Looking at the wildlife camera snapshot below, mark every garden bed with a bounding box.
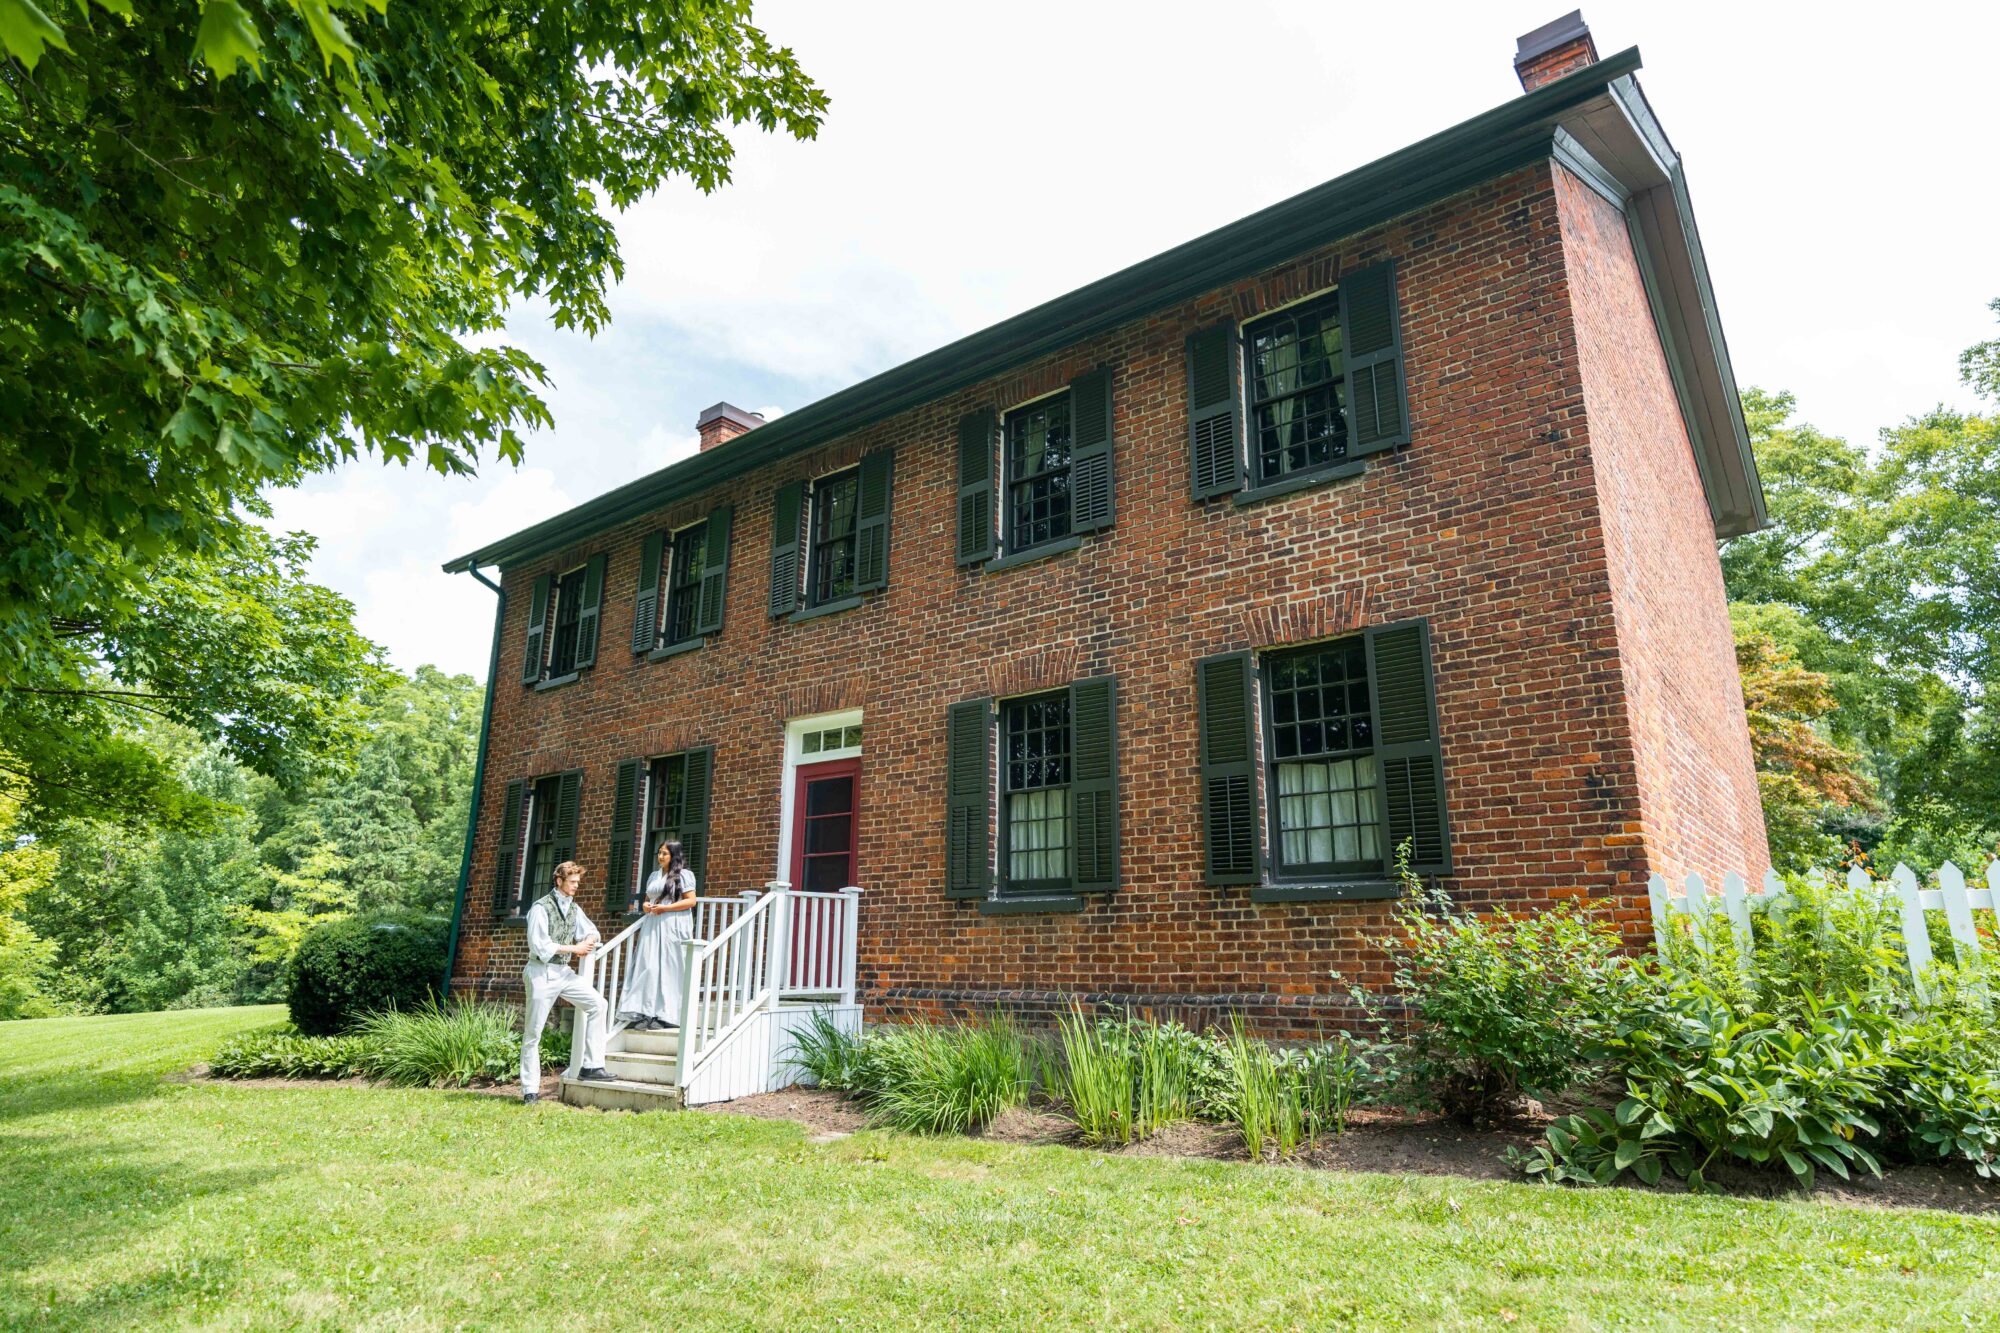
[707,1084,2000,1215]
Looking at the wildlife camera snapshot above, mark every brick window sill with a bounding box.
[984,533,1083,574]
[788,593,866,623]
[1250,879,1400,904]
[976,894,1087,916]
[531,671,581,692]
[1231,459,1368,507]
[647,637,705,662]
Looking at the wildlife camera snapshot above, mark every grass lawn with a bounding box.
[4,1009,1999,1331]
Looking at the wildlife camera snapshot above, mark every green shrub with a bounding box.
[862,1016,1030,1134]
[355,999,518,1088]
[1519,980,1893,1192]
[210,1026,374,1079]
[1663,872,1908,1022]
[1879,978,2000,1176]
[539,1021,572,1072]
[1371,851,1628,1124]
[286,910,449,1035]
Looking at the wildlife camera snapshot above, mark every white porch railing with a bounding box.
[1649,861,2000,998]
[566,881,862,1091]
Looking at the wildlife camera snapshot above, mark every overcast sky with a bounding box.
[265,0,2000,681]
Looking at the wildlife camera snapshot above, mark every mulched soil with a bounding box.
[706,1086,2000,1216]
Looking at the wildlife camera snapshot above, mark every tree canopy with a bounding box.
[1724,304,2000,871]
[1,0,825,827]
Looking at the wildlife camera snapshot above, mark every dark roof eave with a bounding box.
[443,47,1647,575]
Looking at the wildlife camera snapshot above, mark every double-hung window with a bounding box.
[494,770,581,915]
[1001,692,1072,891]
[641,753,691,885]
[1244,294,1348,488]
[522,774,563,904]
[662,522,708,649]
[544,566,588,678]
[1195,621,1448,899]
[1263,639,1379,879]
[1004,395,1073,554]
[807,467,860,606]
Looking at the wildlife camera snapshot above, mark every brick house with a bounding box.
[442,15,1770,1044]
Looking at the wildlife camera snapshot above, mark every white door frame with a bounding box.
[774,708,863,885]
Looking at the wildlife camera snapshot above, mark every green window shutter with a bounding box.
[696,505,733,636]
[1069,675,1119,893]
[1338,261,1412,456]
[632,532,664,654]
[1196,651,1258,884]
[606,758,644,914]
[551,769,583,868]
[520,574,551,684]
[1186,323,1244,500]
[955,409,996,565]
[854,449,895,592]
[1364,619,1450,875]
[681,746,714,889]
[493,778,526,914]
[573,553,608,670]
[944,698,992,898]
[768,481,805,617]
[1068,367,1115,533]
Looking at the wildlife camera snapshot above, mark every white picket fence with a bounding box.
[1649,861,2000,995]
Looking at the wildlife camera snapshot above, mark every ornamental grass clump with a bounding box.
[1221,1021,1360,1159]
[354,999,519,1088]
[787,1009,873,1092]
[862,1016,1030,1135]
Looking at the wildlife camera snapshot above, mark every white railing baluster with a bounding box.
[840,886,862,1006]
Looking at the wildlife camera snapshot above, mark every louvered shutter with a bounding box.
[680,746,714,890]
[945,698,992,898]
[1186,324,1244,500]
[573,554,607,670]
[607,758,644,913]
[1068,367,1115,533]
[696,506,733,636]
[1069,676,1119,893]
[1338,262,1412,457]
[493,778,527,914]
[632,533,664,654]
[768,481,805,616]
[520,574,551,684]
[855,449,895,592]
[1364,620,1450,874]
[551,770,583,871]
[1196,652,1259,884]
[955,410,996,565]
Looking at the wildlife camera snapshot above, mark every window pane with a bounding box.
[1004,396,1074,553]
[808,470,861,605]
[843,725,863,748]
[1245,294,1349,485]
[546,568,586,676]
[1265,638,1379,877]
[663,523,707,646]
[1002,693,1072,886]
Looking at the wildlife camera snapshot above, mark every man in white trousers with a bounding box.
[520,860,614,1103]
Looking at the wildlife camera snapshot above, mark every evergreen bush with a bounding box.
[286,910,448,1035]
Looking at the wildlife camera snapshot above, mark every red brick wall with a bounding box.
[449,159,1759,1034]
[1552,165,1770,883]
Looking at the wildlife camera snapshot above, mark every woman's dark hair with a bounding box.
[661,839,689,885]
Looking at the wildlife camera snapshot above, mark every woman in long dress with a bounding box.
[618,840,697,1031]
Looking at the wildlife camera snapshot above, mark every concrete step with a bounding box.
[605,1050,678,1085]
[610,1027,680,1057]
[558,1074,685,1113]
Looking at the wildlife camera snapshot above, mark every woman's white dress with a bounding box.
[618,867,696,1025]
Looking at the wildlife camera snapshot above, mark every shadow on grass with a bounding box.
[0,1125,285,1325]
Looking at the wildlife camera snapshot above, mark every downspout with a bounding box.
[441,565,506,999]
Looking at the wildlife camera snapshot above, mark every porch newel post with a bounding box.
[676,936,702,1089]
[765,879,792,1004]
[839,885,862,1008]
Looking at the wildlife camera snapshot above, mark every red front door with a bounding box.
[790,759,860,894]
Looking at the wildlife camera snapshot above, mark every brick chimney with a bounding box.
[696,402,765,452]
[1514,11,1597,92]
